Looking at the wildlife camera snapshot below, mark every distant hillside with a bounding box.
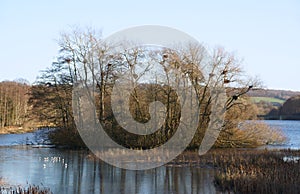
[250,97,284,107]
[248,89,300,117]
[248,89,300,100]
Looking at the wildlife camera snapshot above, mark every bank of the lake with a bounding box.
[0,126,35,135]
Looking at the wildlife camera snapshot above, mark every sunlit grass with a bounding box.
[251,97,285,104]
[0,126,35,134]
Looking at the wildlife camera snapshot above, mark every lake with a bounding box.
[0,129,218,193]
[0,120,299,193]
[0,148,217,193]
[261,120,300,149]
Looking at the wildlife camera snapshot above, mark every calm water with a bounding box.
[0,147,217,194]
[0,120,300,193]
[263,120,300,149]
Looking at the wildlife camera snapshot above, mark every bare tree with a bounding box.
[0,81,30,129]
[32,27,283,148]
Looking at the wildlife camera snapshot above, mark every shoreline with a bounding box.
[0,126,36,135]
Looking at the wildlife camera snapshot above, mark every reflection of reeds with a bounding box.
[0,184,52,194]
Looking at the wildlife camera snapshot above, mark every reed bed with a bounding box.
[167,149,300,193]
[209,149,300,194]
[0,185,52,194]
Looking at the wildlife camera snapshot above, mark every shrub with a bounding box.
[215,121,286,148]
[49,127,86,148]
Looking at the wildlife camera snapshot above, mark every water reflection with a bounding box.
[0,147,217,194]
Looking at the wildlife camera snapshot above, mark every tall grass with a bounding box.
[211,149,300,193]
[0,185,52,194]
[170,149,300,193]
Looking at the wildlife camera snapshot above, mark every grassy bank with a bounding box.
[0,126,35,134]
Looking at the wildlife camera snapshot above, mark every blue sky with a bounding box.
[0,0,299,90]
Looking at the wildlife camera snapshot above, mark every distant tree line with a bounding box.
[267,95,300,120]
[0,80,30,128]
[248,89,300,101]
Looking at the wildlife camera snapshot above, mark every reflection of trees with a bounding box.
[113,162,216,193]
[56,151,217,193]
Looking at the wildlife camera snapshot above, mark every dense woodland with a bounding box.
[267,95,300,120]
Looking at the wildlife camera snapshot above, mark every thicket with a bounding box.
[25,27,285,148]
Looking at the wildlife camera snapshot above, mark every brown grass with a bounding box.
[166,149,300,193]
[210,149,300,194]
[0,126,35,134]
[0,184,52,194]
